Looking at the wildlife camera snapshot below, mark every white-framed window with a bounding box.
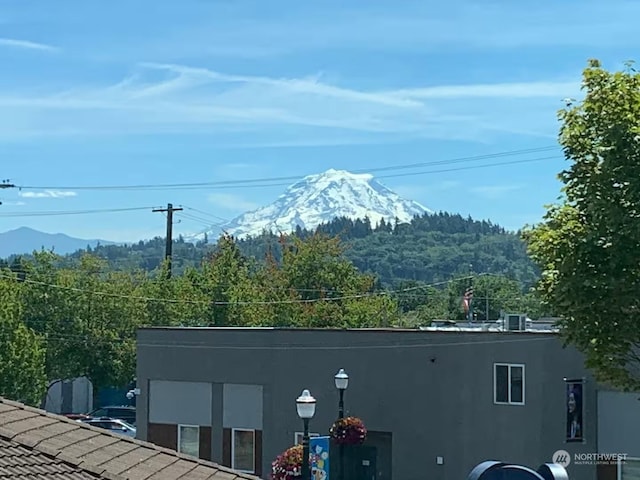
[294,432,321,445]
[232,428,255,473]
[494,363,525,405]
[178,424,200,458]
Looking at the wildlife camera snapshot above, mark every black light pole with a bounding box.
[296,389,317,480]
[334,368,349,480]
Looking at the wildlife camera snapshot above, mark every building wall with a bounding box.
[136,327,596,480]
[148,380,212,425]
[598,390,640,457]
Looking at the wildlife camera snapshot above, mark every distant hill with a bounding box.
[0,227,115,257]
[31,212,538,288]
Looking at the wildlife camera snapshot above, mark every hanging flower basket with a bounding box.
[329,416,367,445]
[271,444,304,479]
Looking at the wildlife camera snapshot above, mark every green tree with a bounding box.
[134,261,206,328]
[0,269,47,405]
[224,250,298,327]
[466,275,528,321]
[392,286,443,327]
[20,253,142,395]
[523,59,640,390]
[198,234,253,326]
[18,251,78,383]
[278,234,399,327]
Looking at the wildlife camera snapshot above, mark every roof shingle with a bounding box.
[0,397,261,480]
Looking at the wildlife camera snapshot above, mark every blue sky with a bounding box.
[0,0,638,242]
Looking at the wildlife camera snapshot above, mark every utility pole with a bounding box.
[153,203,183,278]
[468,264,474,323]
[485,293,490,323]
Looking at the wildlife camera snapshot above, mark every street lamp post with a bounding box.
[334,368,349,419]
[296,389,317,480]
[334,369,349,480]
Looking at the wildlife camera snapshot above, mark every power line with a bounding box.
[0,206,157,218]
[0,272,478,306]
[183,206,229,223]
[176,211,229,228]
[174,212,212,228]
[1,268,501,296]
[0,204,224,222]
[371,156,556,180]
[14,146,559,191]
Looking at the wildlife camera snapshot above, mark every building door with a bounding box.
[365,431,392,480]
[330,432,392,480]
[345,445,377,480]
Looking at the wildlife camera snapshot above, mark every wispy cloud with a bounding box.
[471,185,523,199]
[0,38,58,52]
[0,61,580,143]
[0,200,26,206]
[19,190,77,199]
[393,81,579,100]
[207,193,259,212]
[140,63,422,108]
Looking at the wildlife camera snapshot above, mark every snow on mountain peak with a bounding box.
[311,168,374,182]
[193,169,432,240]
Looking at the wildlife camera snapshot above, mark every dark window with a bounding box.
[494,365,509,403]
[494,363,525,405]
[510,366,524,403]
[232,429,255,473]
[178,425,200,458]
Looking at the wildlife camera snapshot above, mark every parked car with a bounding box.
[87,405,136,425]
[78,417,137,438]
[65,405,136,425]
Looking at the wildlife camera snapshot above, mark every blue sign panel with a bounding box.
[310,436,330,480]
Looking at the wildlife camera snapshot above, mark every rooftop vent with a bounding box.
[505,314,527,332]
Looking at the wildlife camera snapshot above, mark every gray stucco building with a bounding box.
[135,325,638,480]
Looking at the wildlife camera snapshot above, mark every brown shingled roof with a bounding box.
[0,397,261,480]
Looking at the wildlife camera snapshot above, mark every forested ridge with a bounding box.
[13,212,537,287]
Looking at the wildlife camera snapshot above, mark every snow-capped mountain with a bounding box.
[193,169,431,240]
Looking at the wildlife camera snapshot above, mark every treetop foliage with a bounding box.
[524,59,640,390]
